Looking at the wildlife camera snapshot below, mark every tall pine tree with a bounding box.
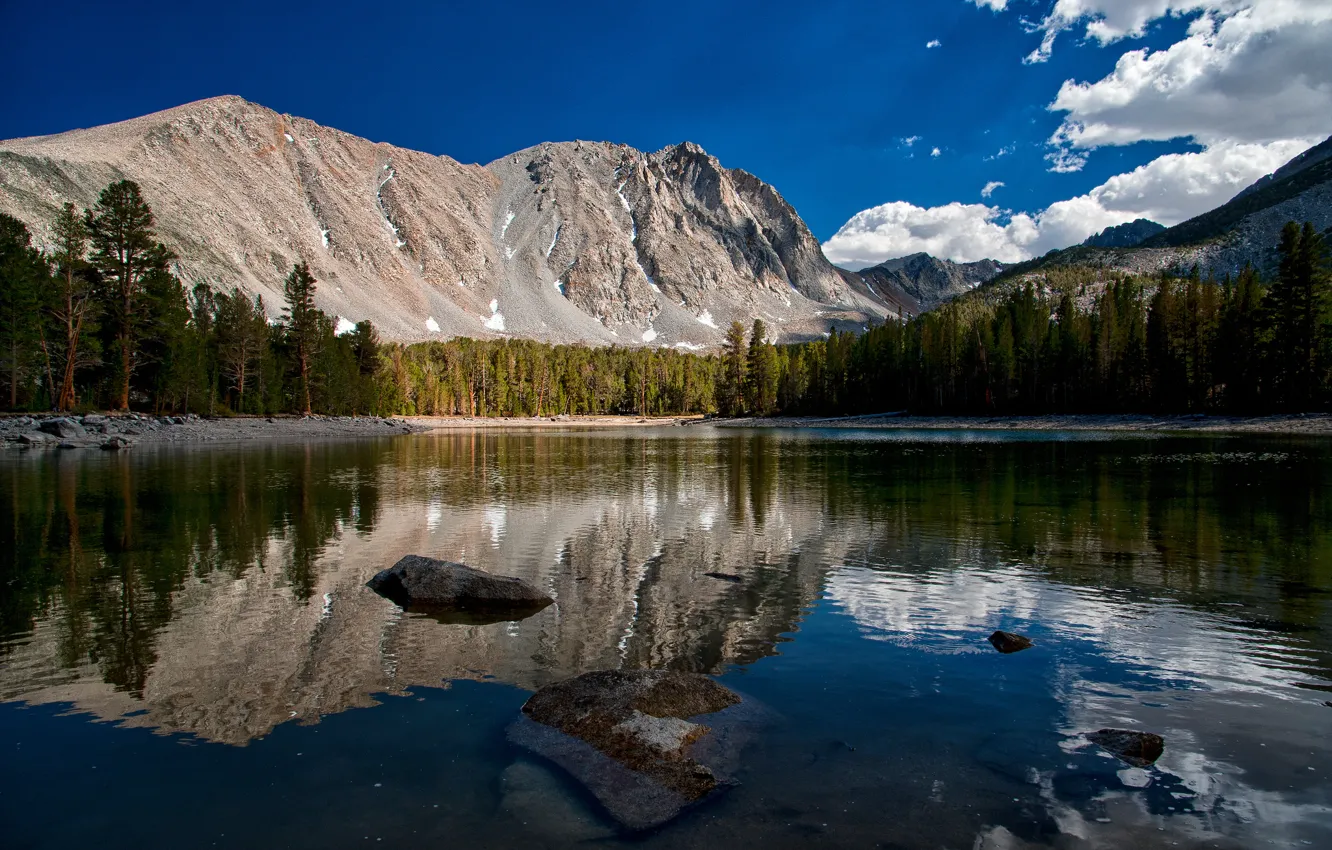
[281,262,321,415]
[85,180,172,410]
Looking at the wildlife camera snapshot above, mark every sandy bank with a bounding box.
[715,412,1332,435]
[412,415,701,431]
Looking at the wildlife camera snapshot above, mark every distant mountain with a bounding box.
[848,253,1007,313]
[985,135,1332,285]
[1140,134,1332,256]
[1082,218,1164,248]
[0,96,899,345]
[1232,135,1332,202]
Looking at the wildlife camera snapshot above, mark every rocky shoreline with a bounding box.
[1,413,430,450]
[715,412,1332,435]
[6,410,1329,450]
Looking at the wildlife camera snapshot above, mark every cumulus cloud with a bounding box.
[931,147,942,157]
[822,139,1309,266]
[926,39,942,48]
[970,0,1007,10]
[822,202,1039,266]
[901,135,921,147]
[981,181,1005,198]
[1048,3,1332,148]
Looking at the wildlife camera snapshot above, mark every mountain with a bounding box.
[0,96,899,345]
[986,135,1332,285]
[1081,218,1164,248]
[1139,134,1332,259]
[849,253,1008,313]
[1231,135,1332,202]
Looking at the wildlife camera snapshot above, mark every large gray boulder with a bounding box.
[38,417,86,439]
[508,670,761,831]
[366,555,552,623]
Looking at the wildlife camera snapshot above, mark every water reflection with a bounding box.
[1,429,1330,847]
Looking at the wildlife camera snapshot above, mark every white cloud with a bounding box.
[969,0,1007,10]
[1026,1,1249,64]
[931,147,942,157]
[981,181,1005,198]
[1048,3,1332,148]
[901,135,921,147]
[1045,147,1089,173]
[983,145,1015,161]
[822,138,1308,266]
[822,201,1039,266]
[926,39,942,48]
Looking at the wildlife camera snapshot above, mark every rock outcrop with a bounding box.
[1082,219,1165,248]
[0,96,903,345]
[366,555,553,623]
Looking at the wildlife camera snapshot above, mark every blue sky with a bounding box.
[2,0,1329,265]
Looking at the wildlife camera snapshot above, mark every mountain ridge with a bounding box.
[0,96,904,345]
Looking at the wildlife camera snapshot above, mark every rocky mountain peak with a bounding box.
[0,101,902,345]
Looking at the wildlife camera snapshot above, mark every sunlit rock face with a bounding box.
[0,96,908,346]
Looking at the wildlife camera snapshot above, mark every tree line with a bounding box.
[1,179,1328,417]
[760,222,1331,416]
[0,180,379,415]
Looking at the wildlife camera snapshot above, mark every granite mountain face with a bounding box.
[849,253,1008,313]
[0,96,907,345]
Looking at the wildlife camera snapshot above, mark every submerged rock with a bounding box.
[703,572,743,583]
[1087,729,1165,767]
[509,670,757,831]
[366,555,552,623]
[988,630,1034,654]
[101,437,134,451]
[499,758,617,842]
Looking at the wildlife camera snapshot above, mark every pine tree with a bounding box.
[85,180,172,410]
[745,318,778,415]
[215,287,269,413]
[0,214,46,409]
[281,262,321,415]
[719,320,747,416]
[47,203,98,411]
[1266,222,1329,409]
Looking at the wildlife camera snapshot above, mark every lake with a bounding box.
[2,427,1329,849]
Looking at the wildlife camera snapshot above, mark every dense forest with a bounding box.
[1,180,1329,417]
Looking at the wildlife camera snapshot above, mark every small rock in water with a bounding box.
[988,630,1034,654]
[1087,729,1165,767]
[366,555,552,624]
[509,669,757,831]
[703,572,743,583]
[101,437,133,451]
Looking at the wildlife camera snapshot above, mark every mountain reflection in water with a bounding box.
[1,428,1329,849]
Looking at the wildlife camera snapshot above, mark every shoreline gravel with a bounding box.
[4,410,1329,451]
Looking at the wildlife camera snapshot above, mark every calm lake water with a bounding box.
[1,427,1330,849]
